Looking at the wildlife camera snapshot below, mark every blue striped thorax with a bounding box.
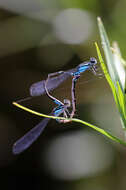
[53,105,65,116]
[71,57,97,77]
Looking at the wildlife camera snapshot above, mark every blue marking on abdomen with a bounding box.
[53,105,64,116]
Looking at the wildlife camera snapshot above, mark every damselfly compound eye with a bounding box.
[64,99,71,107]
[90,57,97,65]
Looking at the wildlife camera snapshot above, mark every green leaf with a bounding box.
[97,17,117,86]
[97,17,126,131]
[117,81,125,117]
[95,42,119,107]
[112,42,126,92]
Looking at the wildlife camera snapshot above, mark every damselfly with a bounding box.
[13,74,77,154]
[12,57,98,154]
[30,57,98,97]
[13,98,71,154]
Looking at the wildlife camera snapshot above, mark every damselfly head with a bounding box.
[89,57,97,65]
[63,99,71,107]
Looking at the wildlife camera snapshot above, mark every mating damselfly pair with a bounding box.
[13,57,99,154]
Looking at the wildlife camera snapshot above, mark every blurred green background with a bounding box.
[0,0,126,189]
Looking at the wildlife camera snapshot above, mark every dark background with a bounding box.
[0,0,126,189]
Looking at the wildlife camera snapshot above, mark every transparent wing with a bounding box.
[30,69,75,97]
[13,117,51,154]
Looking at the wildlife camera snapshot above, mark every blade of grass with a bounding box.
[97,17,126,131]
[95,42,119,107]
[117,81,125,117]
[95,42,126,131]
[97,17,116,84]
[112,42,126,92]
[97,17,123,91]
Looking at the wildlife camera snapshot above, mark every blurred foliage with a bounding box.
[0,0,126,190]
